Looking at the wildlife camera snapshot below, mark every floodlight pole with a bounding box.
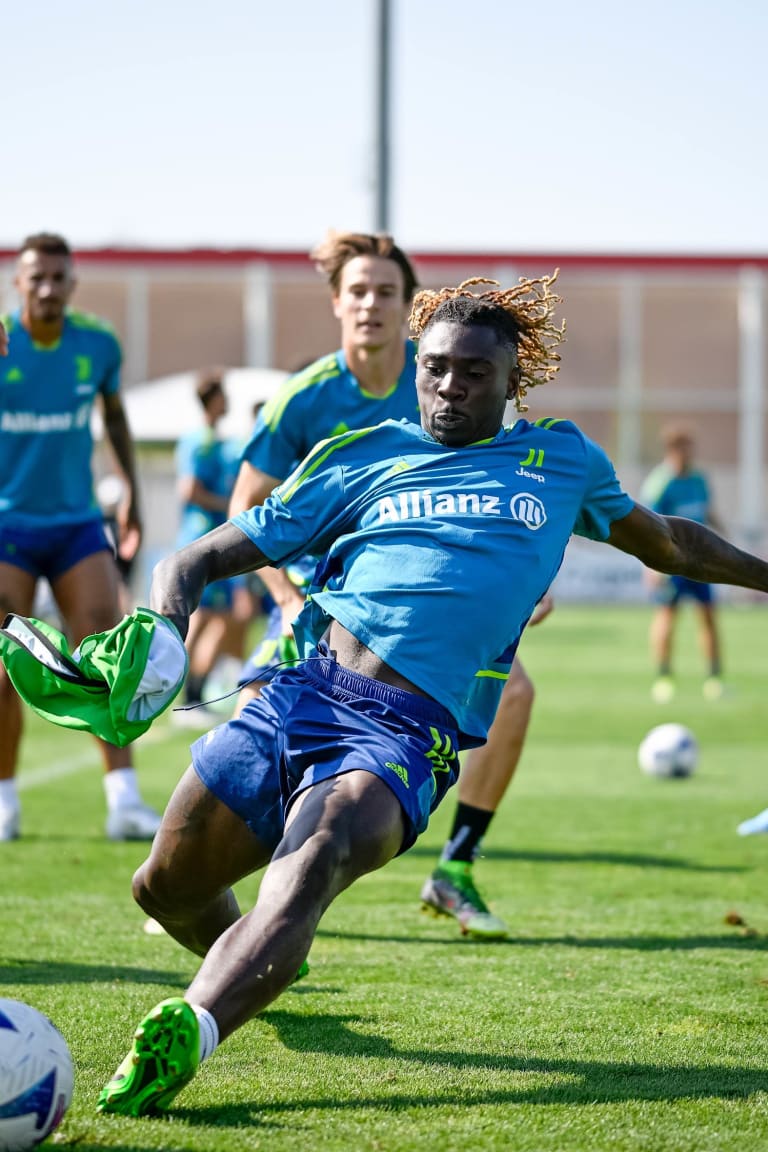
[373,0,392,231]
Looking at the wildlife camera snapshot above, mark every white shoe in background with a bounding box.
[0,807,20,841]
[737,807,768,836]
[106,802,162,841]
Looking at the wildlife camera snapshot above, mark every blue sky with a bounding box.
[5,0,766,253]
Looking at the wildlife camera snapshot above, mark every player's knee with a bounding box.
[131,856,196,917]
[131,861,155,913]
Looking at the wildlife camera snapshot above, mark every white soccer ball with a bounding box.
[638,723,699,778]
[0,999,73,1151]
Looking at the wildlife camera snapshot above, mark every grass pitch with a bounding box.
[2,604,768,1151]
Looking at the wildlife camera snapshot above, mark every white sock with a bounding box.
[0,779,19,811]
[191,1005,220,1064]
[102,767,142,811]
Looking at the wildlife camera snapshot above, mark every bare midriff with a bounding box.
[325,618,435,701]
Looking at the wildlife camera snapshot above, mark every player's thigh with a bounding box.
[51,550,121,638]
[0,562,37,618]
[139,765,273,904]
[0,564,37,698]
[697,600,718,628]
[281,769,406,884]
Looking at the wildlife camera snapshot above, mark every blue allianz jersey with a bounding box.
[232,417,634,745]
[0,309,122,527]
[240,342,420,479]
[640,465,711,524]
[176,428,242,546]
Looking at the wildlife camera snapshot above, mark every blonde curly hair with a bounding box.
[409,272,566,411]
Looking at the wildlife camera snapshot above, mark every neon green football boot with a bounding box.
[293,959,310,983]
[420,861,509,939]
[97,997,199,1116]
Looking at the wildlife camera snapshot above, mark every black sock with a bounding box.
[440,803,494,865]
[185,673,205,704]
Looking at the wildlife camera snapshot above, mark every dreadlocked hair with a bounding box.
[408,272,565,411]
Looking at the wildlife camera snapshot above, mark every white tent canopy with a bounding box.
[98,367,288,444]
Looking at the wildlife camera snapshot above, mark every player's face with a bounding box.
[332,256,410,352]
[416,320,520,446]
[667,437,693,473]
[209,386,228,419]
[15,250,76,326]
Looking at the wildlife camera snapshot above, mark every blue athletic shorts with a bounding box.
[0,519,113,581]
[237,603,299,686]
[654,575,715,606]
[192,648,460,855]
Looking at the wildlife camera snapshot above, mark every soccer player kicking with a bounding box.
[98,273,768,1117]
[230,229,545,939]
[0,234,160,841]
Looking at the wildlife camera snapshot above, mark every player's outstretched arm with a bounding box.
[0,319,7,356]
[607,504,768,594]
[150,523,269,640]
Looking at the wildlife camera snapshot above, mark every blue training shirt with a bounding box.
[0,309,122,527]
[232,416,635,746]
[241,340,420,591]
[176,428,242,547]
[240,342,420,478]
[640,464,711,524]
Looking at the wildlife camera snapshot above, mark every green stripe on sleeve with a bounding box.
[279,426,378,502]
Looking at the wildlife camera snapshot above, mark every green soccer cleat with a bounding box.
[293,959,310,983]
[420,861,509,939]
[97,997,199,1117]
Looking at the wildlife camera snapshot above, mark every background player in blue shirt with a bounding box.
[0,233,160,842]
[173,370,244,720]
[98,274,768,1118]
[640,424,724,702]
[229,229,548,939]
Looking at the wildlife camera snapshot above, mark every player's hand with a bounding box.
[529,592,554,627]
[117,500,142,561]
[0,320,8,356]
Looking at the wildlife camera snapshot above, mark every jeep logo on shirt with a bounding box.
[509,493,547,530]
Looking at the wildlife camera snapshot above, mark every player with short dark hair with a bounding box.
[173,369,243,722]
[98,275,768,1116]
[641,424,724,703]
[0,232,160,841]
